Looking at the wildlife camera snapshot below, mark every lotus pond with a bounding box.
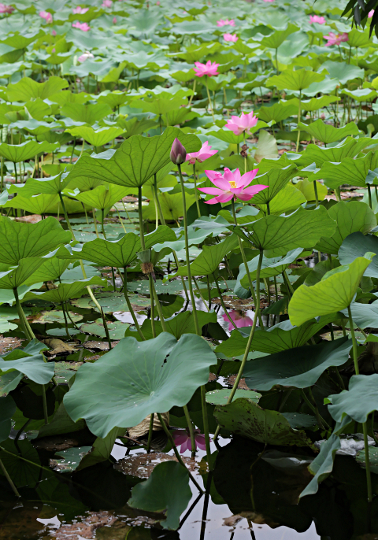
[3,0,378,538]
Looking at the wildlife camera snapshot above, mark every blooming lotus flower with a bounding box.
[172,429,207,453]
[224,33,238,42]
[73,6,89,14]
[72,21,90,31]
[0,3,14,13]
[186,142,218,165]
[78,51,94,63]
[225,111,258,136]
[198,168,268,205]
[223,310,253,332]
[194,60,219,77]
[309,15,325,24]
[217,19,235,26]
[323,32,349,46]
[369,9,374,17]
[263,0,275,3]
[40,11,53,23]
[102,0,112,6]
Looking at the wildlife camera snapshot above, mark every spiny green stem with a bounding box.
[177,164,200,335]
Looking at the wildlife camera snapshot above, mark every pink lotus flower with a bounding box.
[310,15,326,24]
[186,141,218,164]
[194,60,219,78]
[323,32,349,46]
[263,0,275,3]
[225,111,258,136]
[223,310,253,332]
[102,0,112,6]
[72,21,90,31]
[73,6,89,14]
[0,3,14,13]
[198,168,268,205]
[113,16,117,23]
[40,11,53,24]
[224,33,238,42]
[369,9,374,17]
[172,429,207,453]
[78,51,94,62]
[217,19,235,26]
[52,29,57,36]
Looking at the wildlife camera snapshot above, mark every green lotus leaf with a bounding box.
[239,248,303,288]
[0,258,45,289]
[23,258,70,284]
[328,374,378,424]
[216,317,333,356]
[6,76,69,101]
[66,126,124,147]
[347,28,371,49]
[0,216,71,265]
[283,96,340,112]
[0,30,43,49]
[214,398,314,447]
[143,191,197,221]
[295,178,327,202]
[257,102,298,123]
[297,120,360,144]
[244,337,350,391]
[129,462,191,531]
[4,194,61,215]
[170,234,238,277]
[0,141,59,162]
[257,24,299,49]
[250,164,297,204]
[66,128,201,188]
[341,88,377,102]
[130,96,187,116]
[288,253,374,327]
[267,69,324,91]
[64,333,217,438]
[240,206,336,252]
[9,173,71,197]
[74,226,175,267]
[339,232,378,279]
[23,277,106,304]
[73,183,129,210]
[80,319,129,341]
[116,117,157,138]
[258,182,307,215]
[25,98,53,121]
[341,300,378,329]
[313,151,378,189]
[315,203,376,254]
[320,61,364,85]
[61,102,112,124]
[295,137,375,168]
[0,345,54,385]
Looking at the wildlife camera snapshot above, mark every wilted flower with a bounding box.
[186,142,217,164]
[217,19,235,26]
[225,111,258,136]
[40,10,53,23]
[102,0,112,6]
[77,51,94,62]
[0,3,14,13]
[223,310,253,332]
[170,138,187,165]
[73,6,89,14]
[309,15,325,24]
[198,168,267,204]
[172,429,207,453]
[224,33,238,42]
[194,60,219,77]
[323,32,348,46]
[72,21,91,31]
[369,9,374,17]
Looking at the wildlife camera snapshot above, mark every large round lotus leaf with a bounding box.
[64,332,217,438]
[328,374,378,424]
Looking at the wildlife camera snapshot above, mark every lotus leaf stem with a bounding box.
[183,405,196,459]
[0,458,20,497]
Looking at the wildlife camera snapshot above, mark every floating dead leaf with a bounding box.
[84,340,117,351]
[34,436,81,453]
[0,336,23,355]
[115,452,198,479]
[122,196,138,203]
[212,295,254,310]
[225,375,249,390]
[223,515,244,527]
[52,511,116,540]
[325,190,364,201]
[128,412,169,439]
[43,338,77,356]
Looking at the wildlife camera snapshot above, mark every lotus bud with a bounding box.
[170,138,187,165]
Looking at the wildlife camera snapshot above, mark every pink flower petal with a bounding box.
[197,187,225,195]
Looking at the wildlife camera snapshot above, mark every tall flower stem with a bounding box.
[214,249,263,440]
[205,76,215,122]
[296,90,302,152]
[231,199,263,328]
[348,304,373,502]
[193,163,201,218]
[177,164,200,335]
[123,267,145,340]
[14,287,34,341]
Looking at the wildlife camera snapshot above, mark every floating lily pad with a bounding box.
[72,292,150,313]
